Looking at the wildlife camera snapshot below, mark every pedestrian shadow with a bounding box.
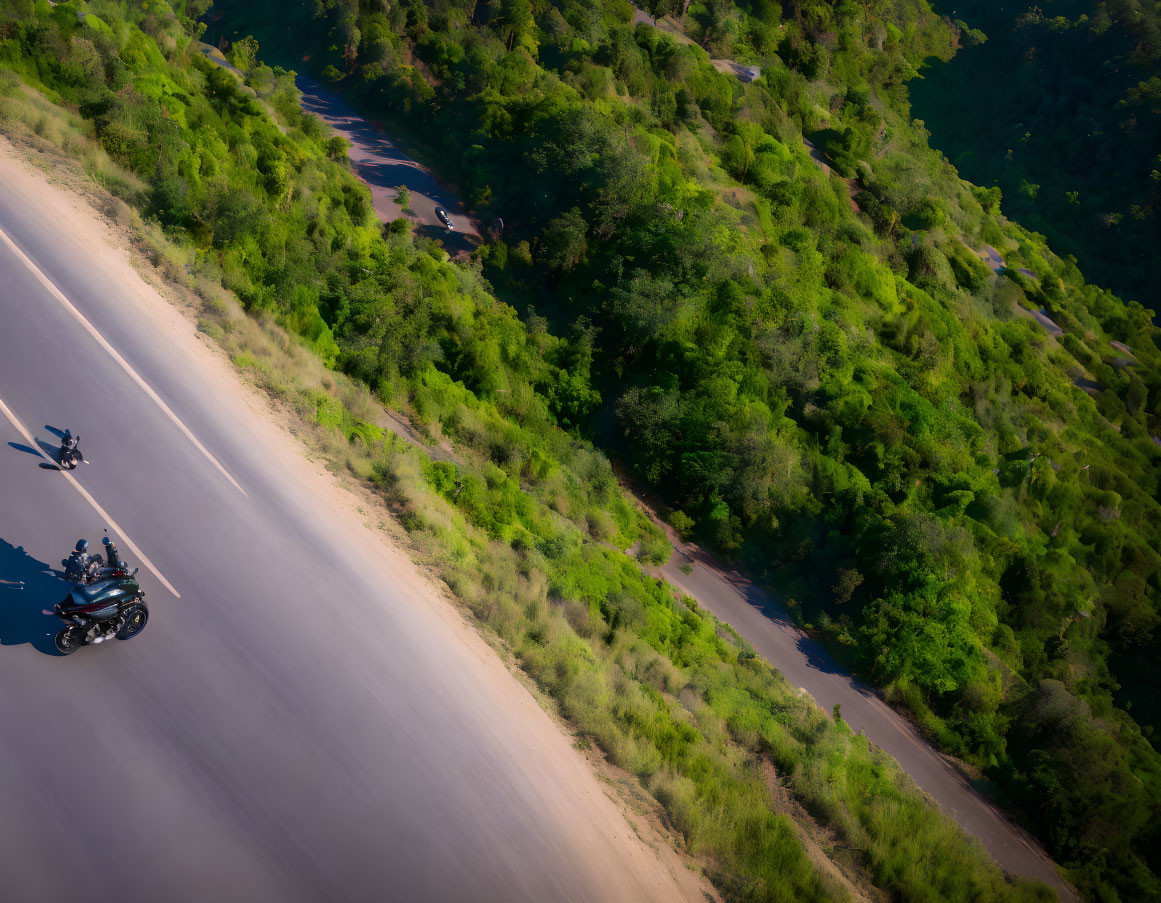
[0,538,67,655]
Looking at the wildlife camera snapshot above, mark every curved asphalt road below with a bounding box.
[198,45,480,256]
[0,179,685,900]
[630,7,760,82]
[295,76,482,257]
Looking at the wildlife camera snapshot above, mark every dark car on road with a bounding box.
[435,207,454,231]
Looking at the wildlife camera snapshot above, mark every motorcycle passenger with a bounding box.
[60,429,74,455]
[63,539,91,583]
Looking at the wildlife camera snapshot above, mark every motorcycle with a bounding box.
[53,569,148,655]
[59,432,84,470]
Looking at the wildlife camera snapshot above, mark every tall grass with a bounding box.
[0,74,147,203]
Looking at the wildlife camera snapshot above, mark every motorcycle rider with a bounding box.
[102,536,123,571]
[59,429,81,468]
[63,539,114,585]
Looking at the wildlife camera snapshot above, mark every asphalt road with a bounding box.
[658,546,1077,903]
[0,175,687,901]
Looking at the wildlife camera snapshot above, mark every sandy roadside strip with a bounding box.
[0,137,715,903]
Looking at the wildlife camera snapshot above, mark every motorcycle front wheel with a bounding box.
[54,626,85,655]
[116,604,148,640]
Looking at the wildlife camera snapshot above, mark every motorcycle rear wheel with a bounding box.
[54,626,84,655]
[116,604,148,640]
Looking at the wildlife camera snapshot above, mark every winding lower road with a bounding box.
[295,76,482,257]
[630,7,761,82]
[0,153,701,902]
[198,44,481,257]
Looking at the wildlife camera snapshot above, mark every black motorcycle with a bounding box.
[53,570,149,655]
[59,432,84,470]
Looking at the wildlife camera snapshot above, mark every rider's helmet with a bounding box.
[75,539,88,553]
[102,537,111,546]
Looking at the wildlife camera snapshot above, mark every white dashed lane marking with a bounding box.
[0,392,181,598]
[0,224,247,497]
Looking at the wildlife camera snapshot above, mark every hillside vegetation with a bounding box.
[208,0,1161,898]
[2,0,1159,899]
[0,1,1064,901]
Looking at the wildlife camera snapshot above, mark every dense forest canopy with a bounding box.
[2,0,1160,899]
[911,0,1161,310]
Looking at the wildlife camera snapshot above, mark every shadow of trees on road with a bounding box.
[0,539,67,655]
[676,546,882,702]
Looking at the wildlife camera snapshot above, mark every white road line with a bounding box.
[0,225,247,497]
[0,393,181,598]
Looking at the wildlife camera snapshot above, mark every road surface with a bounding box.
[653,539,1076,903]
[0,151,703,902]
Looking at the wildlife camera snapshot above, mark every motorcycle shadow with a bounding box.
[6,441,64,471]
[0,538,68,655]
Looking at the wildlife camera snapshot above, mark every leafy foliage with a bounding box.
[211,0,1161,896]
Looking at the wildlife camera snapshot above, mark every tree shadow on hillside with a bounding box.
[0,539,67,655]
